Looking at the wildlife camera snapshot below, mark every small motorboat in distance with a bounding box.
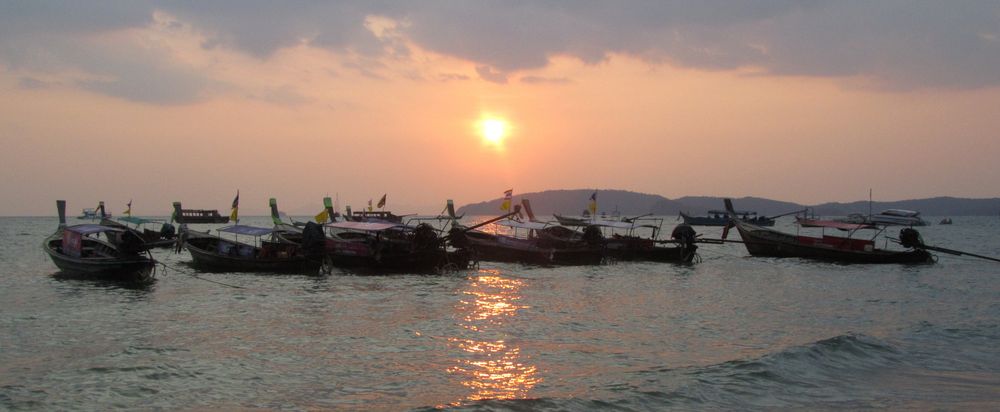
[44,200,155,282]
[842,209,929,226]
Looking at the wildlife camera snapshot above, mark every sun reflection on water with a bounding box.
[446,269,540,404]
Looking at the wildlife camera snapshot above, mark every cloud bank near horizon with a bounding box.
[2,1,999,104]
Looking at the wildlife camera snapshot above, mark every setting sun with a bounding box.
[479,118,509,146]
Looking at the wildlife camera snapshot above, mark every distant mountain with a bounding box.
[456,190,1000,217]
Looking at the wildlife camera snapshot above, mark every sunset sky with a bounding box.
[2,2,999,216]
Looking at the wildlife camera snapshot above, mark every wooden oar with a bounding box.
[918,244,1000,263]
[896,228,1000,263]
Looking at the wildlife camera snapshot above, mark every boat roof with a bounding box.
[498,219,550,230]
[67,224,125,235]
[326,221,404,232]
[218,225,275,236]
[797,218,876,231]
[117,216,161,225]
[587,220,636,230]
[707,210,757,215]
[879,209,920,217]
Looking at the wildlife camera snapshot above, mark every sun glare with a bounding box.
[479,118,509,146]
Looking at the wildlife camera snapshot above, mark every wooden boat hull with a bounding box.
[733,221,933,264]
[326,249,469,272]
[44,237,154,281]
[605,238,697,264]
[184,236,319,273]
[464,232,603,265]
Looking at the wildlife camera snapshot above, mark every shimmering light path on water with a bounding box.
[2,217,999,410]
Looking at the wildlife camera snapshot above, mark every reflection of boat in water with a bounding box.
[841,209,929,226]
[44,200,155,282]
[680,210,774,226]
[723,199,933,264]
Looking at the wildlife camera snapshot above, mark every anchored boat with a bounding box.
[44,200,155,282]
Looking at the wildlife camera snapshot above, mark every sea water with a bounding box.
[2,216,999,410]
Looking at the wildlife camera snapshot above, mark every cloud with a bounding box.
[475,65,508,84]
[2,1,999,93]
[520,75,572,85]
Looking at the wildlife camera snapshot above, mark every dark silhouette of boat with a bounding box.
[171,201,230,224]
[182,224,324,273]
[451,201,602,265]
[43,200,155,282]
[722,199,932,264]
[601,218,700,264]
[680,209,774,226]
[323,220,468,272]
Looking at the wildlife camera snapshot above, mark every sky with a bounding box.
[2,1,999,216]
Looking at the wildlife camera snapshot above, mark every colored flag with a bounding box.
[377,194,386,209]
[588,191,597,215]
[367,199,373,212]
[500,189,513,212]
[315,208,330,224]
[230,190,240,222]
[124,200,131,216]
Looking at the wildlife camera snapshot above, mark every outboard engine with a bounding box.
[413,223,440,250]
[582,225,604,247]
[448,227,469,250]
[899,228,925,249]
[160,223,177,240]
[301,221,326,255]
[671,224,697,246]
[117,230,147,255]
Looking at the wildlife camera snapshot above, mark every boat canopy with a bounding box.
[587,220,635,230]
[707,210,756,215]
[880,209,920,217]
[218,225,275,236]
[117,216,161,225]
[796,218,876,231]
[326,221,403,232]
[67,224,125,235]
[498,219,550,230]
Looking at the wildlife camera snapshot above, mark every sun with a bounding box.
[479,118,509,146]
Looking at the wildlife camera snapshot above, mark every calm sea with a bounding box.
[2,216,999,410]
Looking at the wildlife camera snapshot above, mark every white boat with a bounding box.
[850,209,929,226]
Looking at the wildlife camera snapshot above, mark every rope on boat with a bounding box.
[156,262,244,289]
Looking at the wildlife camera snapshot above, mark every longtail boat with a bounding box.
[452,201,603,265]
[44,200,155,282]
[182,224,324,273]
[600,217,700,264]
[323,220,468,273]
[723,199,933,264]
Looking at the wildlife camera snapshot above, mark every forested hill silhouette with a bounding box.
[456,190,1000,217]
